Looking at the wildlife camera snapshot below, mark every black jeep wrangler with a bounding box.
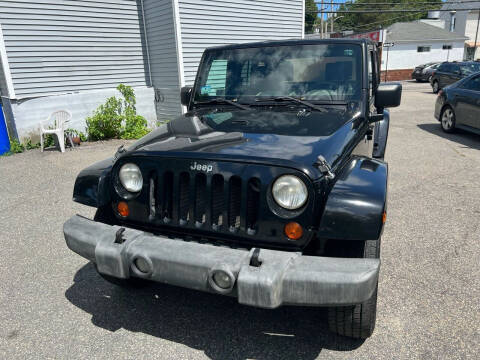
[64,39,401,339]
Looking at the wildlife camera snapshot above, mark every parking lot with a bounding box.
[0,81,479,359]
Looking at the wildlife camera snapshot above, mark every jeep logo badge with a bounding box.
[190,161,213,173]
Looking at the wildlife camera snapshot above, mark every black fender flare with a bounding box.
[318,156,388,241]
[73,157,114,207]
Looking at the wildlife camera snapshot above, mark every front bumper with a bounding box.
[434,96,444,120]
[64,215,380,309]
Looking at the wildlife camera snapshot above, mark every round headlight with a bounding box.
[119,163,143,193]
[272,175,308,210]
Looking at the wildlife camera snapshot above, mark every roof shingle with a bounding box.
[386,21,468,42]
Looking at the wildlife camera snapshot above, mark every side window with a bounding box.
[201,59,228,96]
[451,64,460,74]
[461,76,480,91]
[417,46,431,53]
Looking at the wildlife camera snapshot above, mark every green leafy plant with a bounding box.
[25,139,40,150]
[86,96,123,141]
[86,84,150,141]
[9,139,25,154]
[65,128,87,142]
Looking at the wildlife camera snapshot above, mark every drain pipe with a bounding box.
[140,0,153,87]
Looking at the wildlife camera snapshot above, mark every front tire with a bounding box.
[432,80,439,94]
[441,106,456,133]
[327,239,380,339]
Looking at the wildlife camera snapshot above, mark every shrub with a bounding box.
[86,96,123,141]
[9,139,25,154]
[86,84,149,141]
[25,139,40,150]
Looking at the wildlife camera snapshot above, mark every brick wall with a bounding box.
[380,69,413,82]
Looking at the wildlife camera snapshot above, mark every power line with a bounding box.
[338,12,421,30]
[316,8,479,13]
[314,0,480,4]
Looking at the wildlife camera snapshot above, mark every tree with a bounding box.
[305,0,318,33]
[334,0,443,33]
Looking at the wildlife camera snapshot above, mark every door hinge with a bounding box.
[314,155,335,180]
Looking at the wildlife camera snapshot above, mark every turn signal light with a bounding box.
[284,222,303,240]
[382,211,387,224]
[117,201,129,217]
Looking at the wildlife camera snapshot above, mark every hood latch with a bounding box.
[315,155,335,180]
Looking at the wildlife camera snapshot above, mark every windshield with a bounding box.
[461,63,480,76]
[193,44,363,103]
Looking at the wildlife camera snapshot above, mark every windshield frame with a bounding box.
[190,41,367,109]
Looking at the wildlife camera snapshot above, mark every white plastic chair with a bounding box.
[40,110,72,153]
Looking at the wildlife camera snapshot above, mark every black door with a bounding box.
[454,75,480,129]
[436,63,450,88]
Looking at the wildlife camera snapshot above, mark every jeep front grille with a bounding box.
[148,171,260,235]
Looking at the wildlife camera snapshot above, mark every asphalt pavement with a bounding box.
[0,81,479,359]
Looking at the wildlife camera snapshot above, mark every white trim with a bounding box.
[172,0,186,113]
[390,38,467,43]
[140,0,153,87]
[0,24,15,99]
[301,0,305,39]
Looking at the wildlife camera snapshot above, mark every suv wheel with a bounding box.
[441,106,456,133]
[432,80,439,94]
[327,239,380,339]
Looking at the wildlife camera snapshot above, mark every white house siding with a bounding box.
[464,11,480,41]
[0,0,148,98]
[178,0,304,85]
[0,0,156,138]
[141,0,182,122]
[381,41,465,71]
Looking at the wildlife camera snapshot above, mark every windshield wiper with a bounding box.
[254,96,327,112]
[194,98,250,111]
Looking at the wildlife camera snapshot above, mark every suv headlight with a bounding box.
[119,163,143,193]
[272,175,307,210]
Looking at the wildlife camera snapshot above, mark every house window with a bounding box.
[443,45,453,50]
[417,46,431,53]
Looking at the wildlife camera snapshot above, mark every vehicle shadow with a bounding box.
[417,123,480,151]
[65,263,364,360]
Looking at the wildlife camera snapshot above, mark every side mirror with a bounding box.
[180,86,193,106]
[375,83,402,109]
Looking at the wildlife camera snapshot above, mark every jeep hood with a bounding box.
[126,107,364,179]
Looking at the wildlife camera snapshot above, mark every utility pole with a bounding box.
[474,10,480,60]
[320,0,324,38]
[330,0,334,33]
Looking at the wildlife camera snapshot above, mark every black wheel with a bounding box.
[94,205,118,225]
[440,106,456,133]
[327,239,380,339]
[432,80,440,94]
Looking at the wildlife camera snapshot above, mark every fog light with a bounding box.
[284,222,303,240]
[117,201,129,217]
[134,257,150,274]
[213,271,232,289]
